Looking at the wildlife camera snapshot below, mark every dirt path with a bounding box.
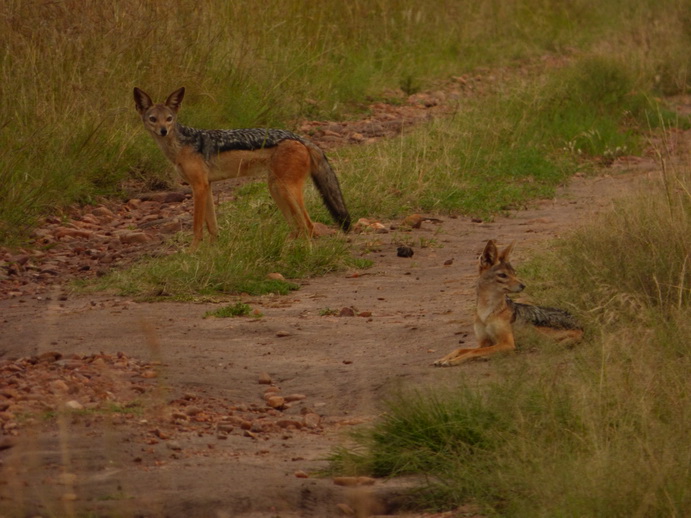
[0,83,683,517]
[0,170,662,518]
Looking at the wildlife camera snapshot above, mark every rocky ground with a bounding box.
[0,74,686,517]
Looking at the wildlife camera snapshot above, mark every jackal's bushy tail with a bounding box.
[304,142,351,232]
[509,299,582,331]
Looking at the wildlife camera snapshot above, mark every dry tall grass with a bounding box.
[1,0,689,243]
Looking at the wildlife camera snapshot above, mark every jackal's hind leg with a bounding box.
[268,175,314,237]
[268,142,316,237]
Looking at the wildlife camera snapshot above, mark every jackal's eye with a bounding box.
[148,116,157,123]
[497,273,508,279]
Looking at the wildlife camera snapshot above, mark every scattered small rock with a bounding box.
[397,246,414,258]
[185,406,203,416]
[39,351,62,363]
[266,396,285,409]
[338,307,355,317]
[166,441,182,451]
[119,231,149,245]
[217,423,234,433]
[160,219,182,234]
[302,412,321,429]
[50,379,70,394]
[277,419,302,429]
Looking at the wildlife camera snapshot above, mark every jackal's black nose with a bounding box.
[160,128,167,136]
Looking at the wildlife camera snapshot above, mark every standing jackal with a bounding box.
[434,240,583,366]
[133,87,351,249]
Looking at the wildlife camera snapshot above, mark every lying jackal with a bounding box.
[434,240,583,366]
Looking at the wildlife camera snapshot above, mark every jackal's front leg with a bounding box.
[187,177,213,250]
[433,337,516,367]
[204,188,218,241]
[181,160,212,250]
[433,347,477,367]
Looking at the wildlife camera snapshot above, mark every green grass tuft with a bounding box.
[204,302,255,319]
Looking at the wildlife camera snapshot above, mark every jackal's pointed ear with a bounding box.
[498,242,514,263]
[133,87,153,114]
[165,87,185,112]
[479,240,499,273]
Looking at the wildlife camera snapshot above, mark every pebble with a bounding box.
[338,307,355,317]
[119,232,149,245]
[302,413,321,429]
[276,419,302,429]
[266,396,285,409]
[50,380,70,394]
[185,406,203,416]
[396,246,414,258]
[39,351,62,363]
[166,441,182,451]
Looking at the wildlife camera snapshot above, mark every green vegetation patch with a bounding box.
[87,182,366,299]
[204,302,259,319]
[338,54,683,221]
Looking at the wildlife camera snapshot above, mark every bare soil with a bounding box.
[0,82,685,517]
